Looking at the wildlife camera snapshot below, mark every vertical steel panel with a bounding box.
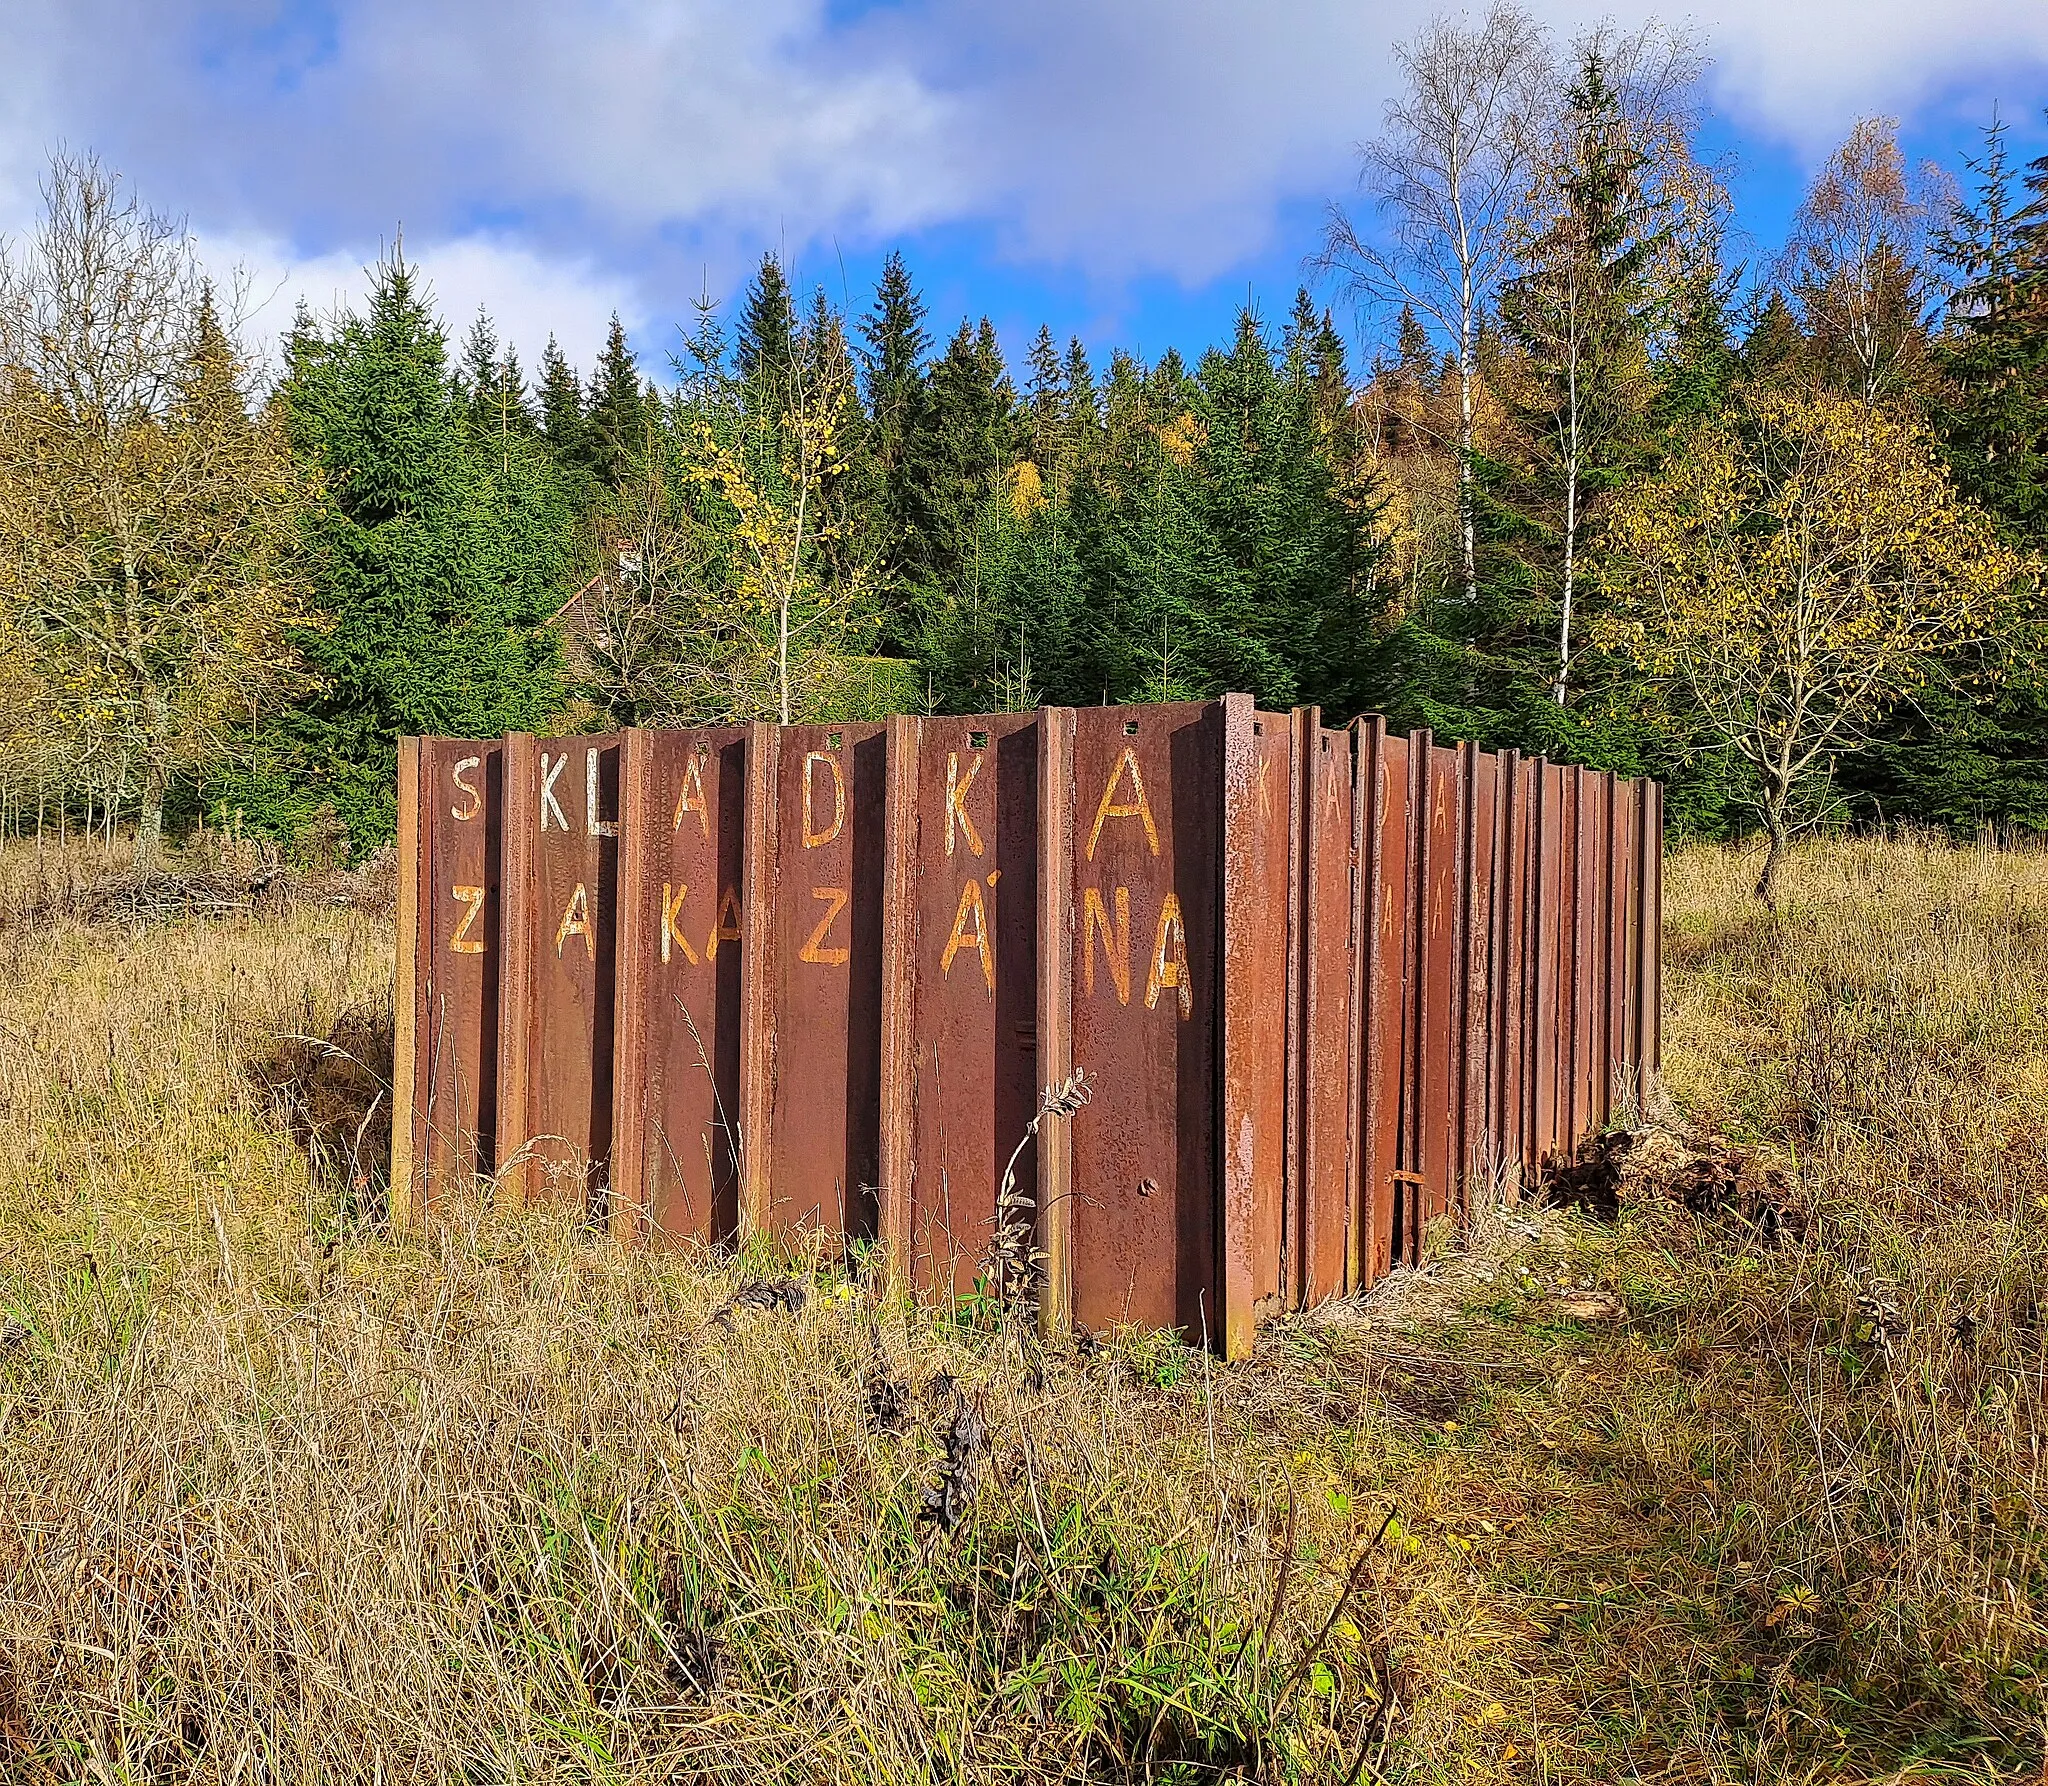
[1490,750,1522,1196]
[1220,700,1292,1357]
[1647,780,1665,1076]
[1419,744,1461,1226]
[1513,756,1538,1186]
[1459,745,1497,1210]
[1282,709,1311,1314]
[755,721,890,1247]
[737,724,778,1236]
[391,737,423,1229]
[1557,764,1584,1152]
[610,726,748,1249]
[1350,718,1397,1290]
[1068,700,1220,1343]
[1036,708,1077,1340]
[1300,720,1356,1306]
[496,733,621,1215]
[1612,773,1637,1102]
[1530,760,1563,1169]
[396,738,504,1220]
[897,711,1042,1302]
[1384,729,1417,1269]
[878,715,921,1292]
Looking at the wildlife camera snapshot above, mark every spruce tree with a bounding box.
[538,335,589,477]
[1938,114,2048,539]
[263,251,566,845]
[736,253,797,400]
[1849,112,2048,833]
[899,318,1022,585]
[585,313,649,488]
[854,251,932,608]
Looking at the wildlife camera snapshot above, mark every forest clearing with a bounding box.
[0,829,2040,1783]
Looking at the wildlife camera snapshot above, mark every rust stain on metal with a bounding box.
[1361,725,1411,1277]
[756,721,890,1246]
[1034,707,1077,1341]
[391,736,504,1227]
[394,700,1666,1355]
[1218,702,1291,1357]
[898,711,1042,1302]
[496,732,621,1214]
[1068,700,1218,1345]
[611,726,748,1248]
[1297,718,1355,1307]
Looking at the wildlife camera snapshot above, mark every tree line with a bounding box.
[0,3,2042,900]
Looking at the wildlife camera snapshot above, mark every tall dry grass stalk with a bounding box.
[0,830,2041,1783]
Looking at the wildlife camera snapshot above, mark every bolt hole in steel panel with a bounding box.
[900,711,1042,1301]
[758,721,890,1248]
[1067,701,1220,1345]
[497,733,622,1217]
[611,726,748,1249]
[392,737,504,1226]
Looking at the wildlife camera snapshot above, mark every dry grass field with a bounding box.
[0,831,2043,1783]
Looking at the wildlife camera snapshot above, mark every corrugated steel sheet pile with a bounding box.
[391,696,1663,1359]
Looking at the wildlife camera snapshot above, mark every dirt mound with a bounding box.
[246,1000,394,1211]
[1547,1122,1806,1242]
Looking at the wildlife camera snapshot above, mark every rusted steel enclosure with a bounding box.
[394,700,1663,1357]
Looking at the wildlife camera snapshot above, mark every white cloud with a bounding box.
[0,0,2041,330]
[210,231,650,376]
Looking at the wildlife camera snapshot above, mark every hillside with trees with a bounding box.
[0,6,2043,872]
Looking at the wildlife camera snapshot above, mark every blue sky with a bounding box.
[3,0,2045,382]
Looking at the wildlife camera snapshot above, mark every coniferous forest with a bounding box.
[2,11,2046,882]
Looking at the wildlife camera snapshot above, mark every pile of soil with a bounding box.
[246,1001,395,1206]
[1548,1120,1806,1243]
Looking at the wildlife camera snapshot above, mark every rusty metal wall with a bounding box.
[610,726,749,1249]
[744,721,892,1248]
[395,699,1665,1353]
[495,732,621,1215]
[1286,712,1355,1311]
[1065,700,1222,1341]
[890,711,1043,1302]
[391,736,504,1227]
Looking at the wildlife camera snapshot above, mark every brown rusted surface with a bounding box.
[1297,718,1355,1307]
[1068,700,1219,1344]
[1643,780,1665,1076]
[611,726,748,1249]
[1459,744,1496,1209]
[1282,707,1311,1314]
[1359,724,1411,1279]
[1034,708,1077,1339]
[897,711,1043,1302]
[756,721,890,1247]
[397,702,1665,1350]
[496,733,621,1215]
[390,736,504,1226]
[1310,720,1359,1294]
[1218,701,1292,1357]
[1417,743,1461,1226]
[1343,717,1378,1293]
[1503,754,1533,1188]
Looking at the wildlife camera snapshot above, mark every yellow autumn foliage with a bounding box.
[1604,389,2036,895]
